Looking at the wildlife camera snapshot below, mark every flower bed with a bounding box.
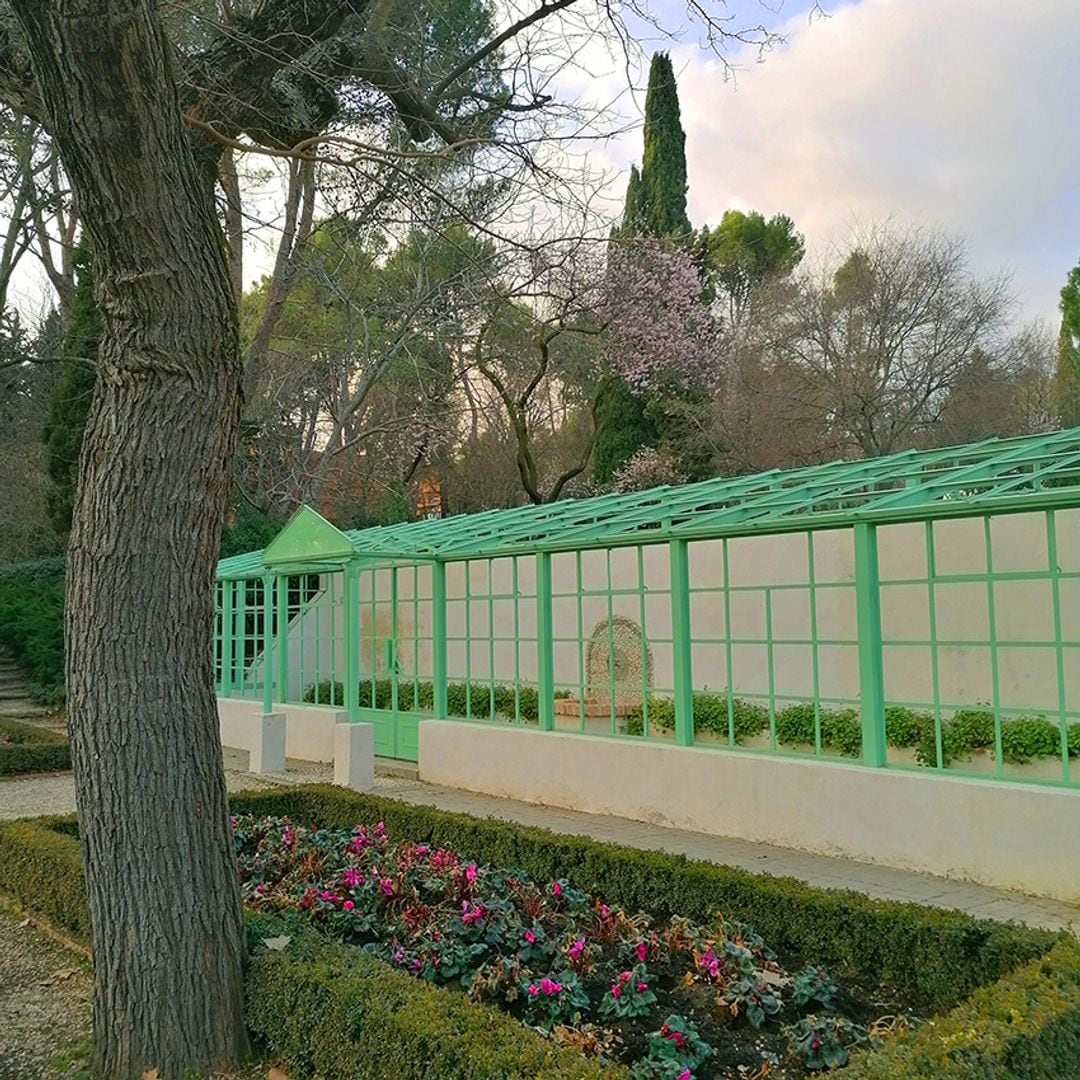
[235,813,913,1077]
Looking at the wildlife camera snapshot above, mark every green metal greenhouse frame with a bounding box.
[215,427,1080,784]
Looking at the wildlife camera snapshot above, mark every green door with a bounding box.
[358,565,423,761]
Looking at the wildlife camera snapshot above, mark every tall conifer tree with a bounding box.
[595,53,692,483]
[638,52,692,239]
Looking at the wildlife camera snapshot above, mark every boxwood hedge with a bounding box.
[845,936,1080,1078]
[245,913,616,1079]
[0,719,70,775]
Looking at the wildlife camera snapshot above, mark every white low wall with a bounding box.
[419,720,1080,902]
[217,697,340,763]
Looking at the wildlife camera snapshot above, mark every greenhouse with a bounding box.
[216,427,1080,790]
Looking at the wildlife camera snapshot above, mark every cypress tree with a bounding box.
[592,376,658,485]
[616,164,644,237]
[638,52,692,240]
[43,244,100,536]
[596,53,695,485]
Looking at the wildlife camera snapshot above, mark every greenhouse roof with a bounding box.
[217,427,1080,578]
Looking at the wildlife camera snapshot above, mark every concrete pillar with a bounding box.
[251,712,287,775]
[335,719,375,792]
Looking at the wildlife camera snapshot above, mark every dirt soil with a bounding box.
[0,908,282,1079]
[0,907,91,1078]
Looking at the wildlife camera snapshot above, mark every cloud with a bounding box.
[667,0,1080,321]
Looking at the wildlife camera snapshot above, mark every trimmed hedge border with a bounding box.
[0,719,71,775]
[245,914,616,1079]
[0,816,88,940]
[0,784,1077,1078]
[845,936,1080,1078]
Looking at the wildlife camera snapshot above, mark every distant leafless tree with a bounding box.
[776,226,1013,458]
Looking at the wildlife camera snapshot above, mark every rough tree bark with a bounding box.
[11,2,247,1076]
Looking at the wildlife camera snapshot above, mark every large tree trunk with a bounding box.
[12,3,246,1077]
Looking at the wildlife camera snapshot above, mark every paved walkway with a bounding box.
[2,753,1075,933]
[364,775,1078,933]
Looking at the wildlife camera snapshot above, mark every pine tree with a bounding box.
[1056,318,1080,429]
[43,244,99,536]
[1056,261,1080,428]
[638,52,692,239]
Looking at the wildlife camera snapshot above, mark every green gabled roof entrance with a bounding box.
[216,428,1080,579]
[261,505,355,569]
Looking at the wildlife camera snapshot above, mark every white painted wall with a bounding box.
[419,720,1080,901]
[218,696,341,762]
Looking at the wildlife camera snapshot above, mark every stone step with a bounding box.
[0,688,32,700]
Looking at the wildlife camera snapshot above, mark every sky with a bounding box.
[582,0,1080,324]
[5,0,1077,329]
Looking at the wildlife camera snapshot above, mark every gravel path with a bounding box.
[0,908,91,1079]
[0,748,286,822]
[0,773,78,822]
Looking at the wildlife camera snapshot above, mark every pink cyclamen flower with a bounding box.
[539,978,562,996]
[528,983,539,996]
[415,844,429,855]
[637,981,648,993]
[698,948,721,981]
[343,867,363,888]
[461,901,484,926]
[379,877,394,897]
[431,849,455,870]
[599,904,609,919]
[610,984,621,999]
[551,881,561,897]
[465,863,477,885]
[617,971,632,985]
[342,900,355,912]
[568,938,585,962]
[677,1071,691,1080]
[636,942,648,963]
[524,930,536,944]
[320,890,334,901]
[280,827,293,848]
[393,948,404,964]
